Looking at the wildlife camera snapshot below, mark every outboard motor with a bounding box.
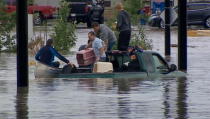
[62,64,77,74]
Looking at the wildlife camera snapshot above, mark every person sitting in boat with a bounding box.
[35,39,72,68]
[88,31,106,61]
[92,22,117,51]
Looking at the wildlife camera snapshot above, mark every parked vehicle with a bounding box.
[148,2,210,28]
[66,0,104,27]
[5,5,57,25]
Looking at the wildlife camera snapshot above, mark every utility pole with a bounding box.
[178,0,187,71]
[17,0,29,87]
[165,0,171,56]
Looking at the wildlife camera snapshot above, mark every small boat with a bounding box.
[35,50,186,79]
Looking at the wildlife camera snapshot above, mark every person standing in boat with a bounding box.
[115,3,131,51]
[35,39,72,68]
[92,22,117,51]
[88,31,106,61]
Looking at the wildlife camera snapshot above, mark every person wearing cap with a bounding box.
[35,39,72,68]
[92,22,117,51]
[115,3,131,51]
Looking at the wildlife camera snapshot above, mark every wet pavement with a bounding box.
[0,28,210,119]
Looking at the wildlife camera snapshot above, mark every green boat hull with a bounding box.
[35,51,187,79]
[35,64,186,79]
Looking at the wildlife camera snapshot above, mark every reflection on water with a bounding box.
[16,88,28,119]
[177,77,188,119]
[162,77,188,119]
[0,69,199,119]
[0,54,192,119]
[163,80,172,119]
[118,96,131,119]
[118,79,130,93]
[15,78,190,118]
[0,62,191,119]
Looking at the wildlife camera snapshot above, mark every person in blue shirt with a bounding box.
[35,39,71,68]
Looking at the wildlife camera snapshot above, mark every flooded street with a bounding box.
[1,28,210,119]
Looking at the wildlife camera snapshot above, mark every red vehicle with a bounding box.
[5,5,57,25]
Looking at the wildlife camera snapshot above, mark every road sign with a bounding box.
[160,8,178,25]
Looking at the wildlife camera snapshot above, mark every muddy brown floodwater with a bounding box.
[0,28,210,119]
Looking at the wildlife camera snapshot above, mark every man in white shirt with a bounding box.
[88,31,106,61]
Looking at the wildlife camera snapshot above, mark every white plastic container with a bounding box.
[93,62,113,73]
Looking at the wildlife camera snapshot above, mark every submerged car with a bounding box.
[148,2,210,28]
[35,49,186,79]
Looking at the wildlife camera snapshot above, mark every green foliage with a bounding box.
[51,0,77,52]
[123,0,152,50]
[28,0,34,5]
[105,10,119,50]
[130,25,153,50]
[0,1,16,52]
[123,0,147,25]
[111,25,153,50]
[105,10,118,30]
[110,31,119,50]
[101,1,152,50]
[124,0,143,15]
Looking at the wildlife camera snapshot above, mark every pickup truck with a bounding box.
[66,0,104,27]
[6,5,57,25]
[35,50,186,79]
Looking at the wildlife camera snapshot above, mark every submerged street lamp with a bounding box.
[16,0,28,87]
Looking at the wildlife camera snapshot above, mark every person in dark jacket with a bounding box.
[35,39,71,68]
[115,3,131,51]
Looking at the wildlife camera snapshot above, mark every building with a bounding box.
[33,0,123,7]
[103,0,122,19]
[34,0,60,7]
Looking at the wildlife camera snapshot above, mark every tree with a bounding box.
[123,0,153,50]
[28,0,34,5]
[51,0,77,52]
[0,1,16,52]
[123,0,145,24]
[130,25,153,50]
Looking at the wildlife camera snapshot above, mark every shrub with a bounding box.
[0,1,16,52]
[106,0,153,50]
[130,25,153,50]
[28,0,34,5]
[51,0,77,52]
[123,0,148,25]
